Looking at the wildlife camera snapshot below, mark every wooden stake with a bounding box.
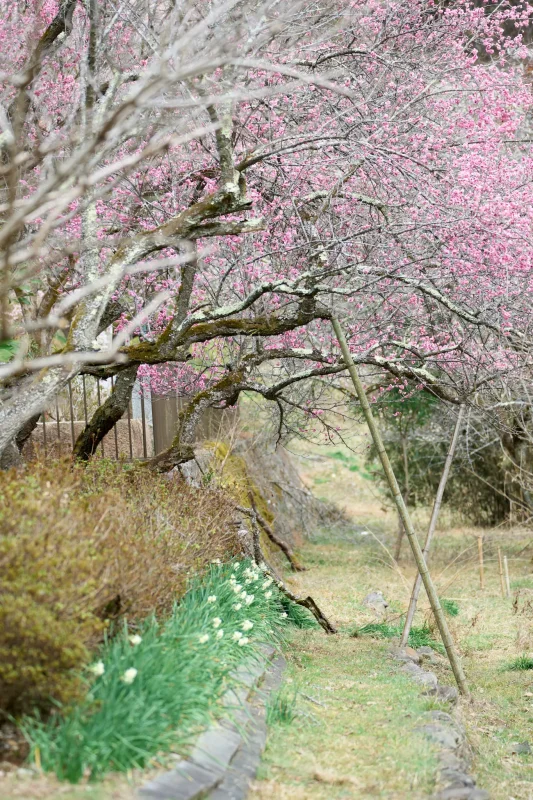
[503,555,511,598]
[332,317,470,698]
[400,404,465,648]
[498,547,506,598]
[478,536,485,590]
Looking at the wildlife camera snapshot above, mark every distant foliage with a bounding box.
[367,392,510,525]
[0,461,238,717]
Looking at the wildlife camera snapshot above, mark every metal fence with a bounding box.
[23,376,238,462]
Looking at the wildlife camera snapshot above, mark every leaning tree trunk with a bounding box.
[73,365,139,461]
[15,413,41,452]
[0,441,23,470]
[150,370,244,472]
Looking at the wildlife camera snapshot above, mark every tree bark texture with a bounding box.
[73,365,139,460]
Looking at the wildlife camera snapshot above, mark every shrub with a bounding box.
[0,460,238,717]
[365,391,510,525]
[22,560,297,782]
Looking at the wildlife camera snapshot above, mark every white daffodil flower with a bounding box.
[88,660,105,676]
[199,633,210,643]
[121,668,138,684]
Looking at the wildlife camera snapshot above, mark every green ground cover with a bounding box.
[22,560,306,783]
[251,441,533,799]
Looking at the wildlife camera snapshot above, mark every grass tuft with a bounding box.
[354,622,444,653]
[507,654,533,671]
[440,598,459,617]
[266,685,299,725]
[354,622,399,639]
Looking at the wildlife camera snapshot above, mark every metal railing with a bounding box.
[24,377,238,462]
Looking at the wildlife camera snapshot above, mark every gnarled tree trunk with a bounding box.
[73,365,139,461]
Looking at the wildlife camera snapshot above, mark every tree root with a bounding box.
[277,577,337,634]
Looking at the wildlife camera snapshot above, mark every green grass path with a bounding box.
[250,538,441,799]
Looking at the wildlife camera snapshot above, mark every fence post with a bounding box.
[478,536,485,590]
[498,548,506,598]
[503,556,511,598]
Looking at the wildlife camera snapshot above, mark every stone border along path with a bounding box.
[138,644,285,800]
[390,645,489,800]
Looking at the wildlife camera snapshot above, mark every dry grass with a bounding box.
[249,539,440,800]
[0,459,239,718]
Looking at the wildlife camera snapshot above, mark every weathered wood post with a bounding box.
[498,548,506,598]
[400,405,465,647]
[478,536,485,590]
[503,555,511,598]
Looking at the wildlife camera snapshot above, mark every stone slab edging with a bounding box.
[138,644,285,800]
[390,645,489,800]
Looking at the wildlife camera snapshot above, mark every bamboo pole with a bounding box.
[478,536,485,590]
[498,548,506,598]
[332,317,470,697]
[503,555,511,598]
[400,404,465,647]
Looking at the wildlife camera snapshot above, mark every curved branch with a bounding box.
[236,504,306,572]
